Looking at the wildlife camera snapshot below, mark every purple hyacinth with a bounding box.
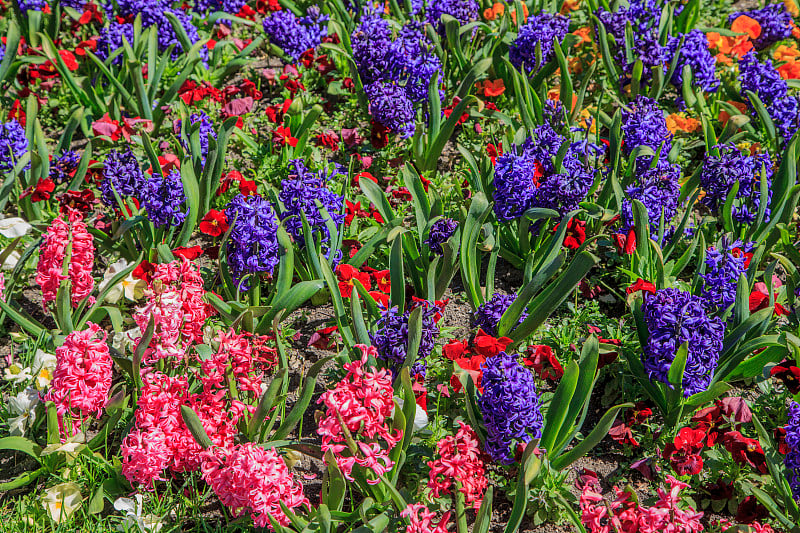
[141,168,186,228]
[95,22,135,65]
[13,0,45,10]
[641,288,725,397]
[174,111,216,165]
[351,12,394,85]
[493,124,597,221]
[426,0,479,33]
[193,0,246,14]
[621,159,681,238]
[50,151,81,184]
[473,293,527,337]
[225,194,281,290]
[364,81,416,138]
[729,4,793,50]
[784,402,800,500]
[667,30,719,93]
[425,217,458,255]
[388,22,443,103]
[509,13,570,73]
[621,96,672,162]
[477,352,544,463]
[739,51,787,104]
[278,159,345,252]
[700,144,773,224]
[101,148,144,206]
[262,7,329,61]
[370,301,440,377]
[700,240,751,313]
[0,120,29,174]
[769,95,800,141]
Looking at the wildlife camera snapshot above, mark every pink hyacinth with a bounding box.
[36,213,95,308]
[133,259,214,363]
[120,428,171,486]
[0,272,5,302]
[200,443,309,529]
[400,503,451,533]
[317,345,402,484]
[427,421,487,510]
[44,322,112,436]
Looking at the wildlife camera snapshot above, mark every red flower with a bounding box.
[613,228,637,255]
[556,218,586,249]
[775,426,789,455]
[626,402,653,425]
[344,200,368,226]
[342,239,362,259]
[608,420,638,447]
[702,478,734,500]
[199,209,229,237]
[487,143,502,166]
[21,177,55,202]
[749,281,788,316]
[372,269,391,293]
[598,337,621,368]
[308,326,338,351]
[369,291,390,309]
[452,355,485,393]
[771,360,800,394]
[335,264,370,298]
[472,329,512,358]
[442,96,470,125]
[91,113,121,140]
[722,431,767,473]
[314,130,340,151]
[132,260,155,283]
[8,99,25,126]
[78,2,103,24]
[272,125,298,147]
[522,344,563,380]
[57,189,96,215]
[370,120,390,149]
[626,278,657,295]
[662,427,705,476]
[443,339,469,360]
[736,496,769,524]
[173,246,203,260]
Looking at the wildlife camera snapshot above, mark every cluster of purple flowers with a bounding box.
[278,160,345,249]
[141,169,187,228]
[700,240,751,313]
[425,0,480,33]
[666,30,719,93]
[641,288,725,397]
[621,96,672,162]
[0,120,29,174]
[739,51,800,141]
[370,301,440,377]
[225,194,281,290]
[351,10,442,138]
[473,293,527,337]
[493,124,598,221]
[13,0,45,11]
[262,7,329,61]
[478,352,544,463]
[784,402,800,500]
[175,112,216,164]
[49,151,81,184]
[700,144,772,224]
[621,159,681,238]
[425,217,458,256]
[101,148,144,206]
[729,3,793,50]
[193,0,246,15]
[96,22,136,65]
[509,13,570,73]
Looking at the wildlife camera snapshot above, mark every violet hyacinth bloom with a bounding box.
[783,402,800,500]
[426,0,479,33]
[95,22,136,65]
[425,217,458,255]
[641,288,725,397]
[364,82,416,139]
[141,168,187,228]
[278,159,345,249]
[193,0,246,14]
[509,13,570,73]
[50,151,81,184]
[0,120,29,174]
[473,293,527,337]
[13,0,45,10]
[102,148,144,206]
[621,159,681,238]
[729,3,793,50]
[621,96,672,162]
[667,30,719,93]
[262,7,329,60]
[175,112,216,164]
[370,301,440,377]
[478,352,544,463]
[225,194,281,290]
[700,240,751,313]
[738,52,800,141]
[700,144,772,224]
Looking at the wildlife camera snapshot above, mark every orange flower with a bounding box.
[774,44,800,62]
[560,0,580,14]
[778,60,800,79]
[793,21,800,39]
[785,0,799,17]
[731,15,762,40]
[510,3,528,23]
[547,88,578,111]
[718,101,748,125]
[483,2,504,20]
[665,113,700,134]
[477,79,505,97]
[573,26,592,45]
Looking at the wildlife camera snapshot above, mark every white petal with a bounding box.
[0,217,32,238]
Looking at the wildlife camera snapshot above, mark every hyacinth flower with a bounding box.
[371,301,440,378]
[509,13,570,74]
[738,51,800,142]
[262,6,329,61]
[0,119,29,175]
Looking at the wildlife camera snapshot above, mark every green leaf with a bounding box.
[181,406,213,449]
[551,403,633,470]
[667,342,689,390]
[542,360,579,452]
[271,356,333,441]
[390,235,406,313]
[0,437,42,461]
[247,368,287,438]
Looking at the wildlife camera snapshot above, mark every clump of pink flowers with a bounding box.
[579,472,703,533]
[317,344,402,484]
[427,421,487,510]
[133,258,214,363]
[44,323,112,436]
[0,272,5,302]
[401,503,451,533]
[200,443,309,529]
[36,212,95,308]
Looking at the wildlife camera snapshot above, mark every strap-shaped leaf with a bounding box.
[551,403,632,470]
[180,405,213,449]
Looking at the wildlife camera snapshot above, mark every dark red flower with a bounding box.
[775,426,789,454]
[702,478,734,500]
[308,326,338,351]
[522,344,563,381]
[609,420,638,446]
[662,427,705,476]
[21,177,55,202]
[736,496,769,524]
[199,209,229,237]
[558,218,586,249]
[627,278,657,295]
[626,402,653,425]
[173,246,203,260]
[771,360,800,394]
[342,239,362,259]
[722,431,767,473]
[370,120,390,149]
[57,189,96,215]
[487,143,502,166]
[344,200,369,226]
[613,228,637,255]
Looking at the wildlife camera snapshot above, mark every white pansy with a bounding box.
[114,495,164,532]
[0,217,32,238]
[2,250,20,270]
[3,363,32,384]
[32,349,57,389]
[42,482,82,524]
[112,326,142,354]
[7,387,40,436]
[99,259,145,304]
[393,397,429,432]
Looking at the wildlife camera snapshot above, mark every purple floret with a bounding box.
[141,168,187,228]
[509,13,570,73]
[225,194,281,290]
[473,293,527,337]
[729,3,793,50]
[0,120,29,174]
